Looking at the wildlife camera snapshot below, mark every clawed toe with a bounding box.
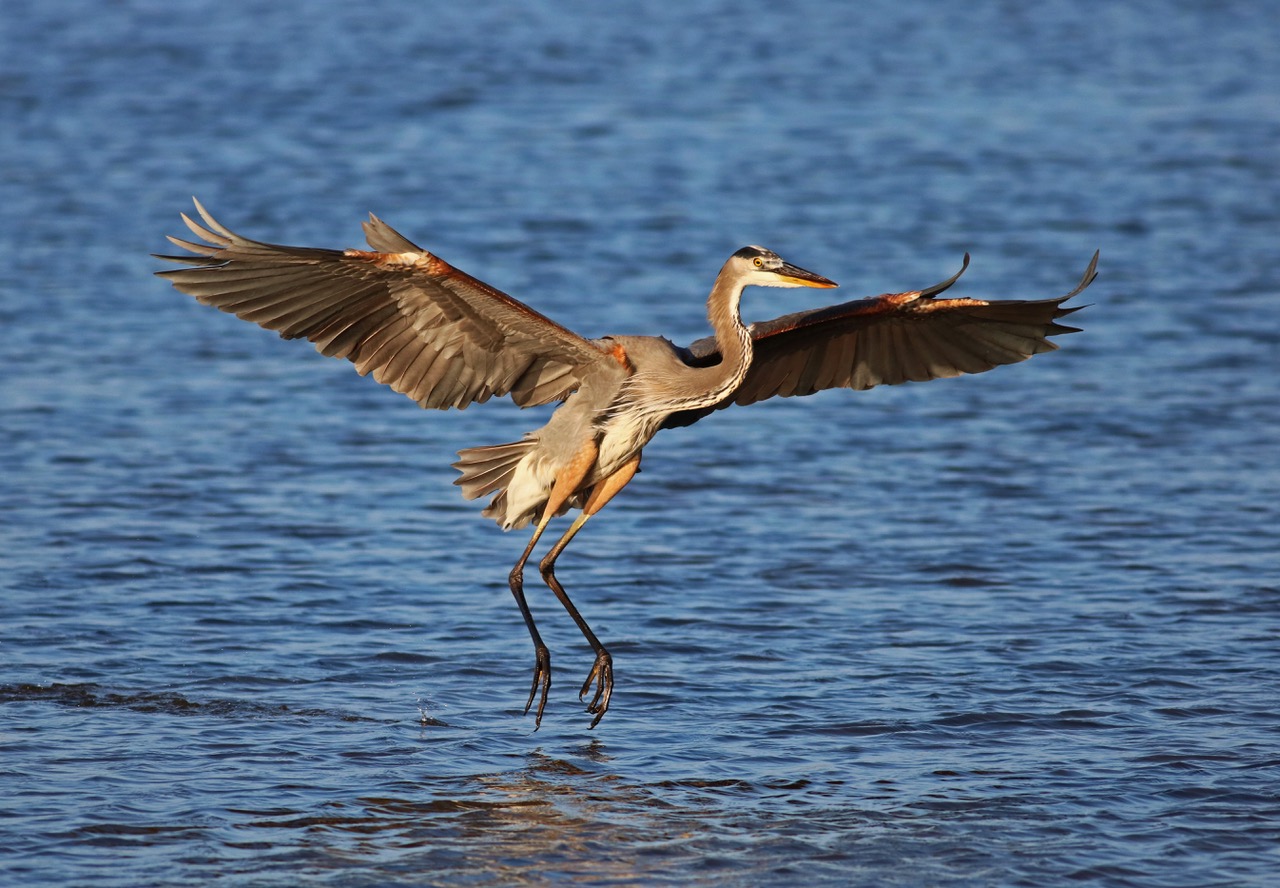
[578,649,614,728]
[523,646,552,729]
[518,647,612,729]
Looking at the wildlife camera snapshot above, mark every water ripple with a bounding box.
[4,1,1280,885]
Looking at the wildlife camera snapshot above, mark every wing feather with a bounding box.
[671,252,1096,424]
[155,199,618,409]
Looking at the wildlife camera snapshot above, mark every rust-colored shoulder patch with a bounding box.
[607,340,633,372]
[343,249,451,275]
[875,291,924,311]
[845,292,991,318]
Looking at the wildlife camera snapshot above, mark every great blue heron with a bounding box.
[156,198,1097,728]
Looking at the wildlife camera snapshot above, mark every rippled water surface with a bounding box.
[3,1,1279,885]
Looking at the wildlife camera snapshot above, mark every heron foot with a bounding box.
[523,645,551,729]
[579,648,613,729]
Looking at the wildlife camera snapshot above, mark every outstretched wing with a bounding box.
[668,252,1097,426]
[155,199,616,409]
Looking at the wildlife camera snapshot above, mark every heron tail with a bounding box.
[452,439,540,528]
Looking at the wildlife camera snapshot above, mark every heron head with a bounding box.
[731,245,837,289]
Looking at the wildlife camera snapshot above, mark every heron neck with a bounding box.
[702,275,754,404]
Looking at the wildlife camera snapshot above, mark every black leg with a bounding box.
[508,526,551,727]
[539,513,613,728]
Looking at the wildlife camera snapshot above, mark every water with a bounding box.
[2,1,1278,884]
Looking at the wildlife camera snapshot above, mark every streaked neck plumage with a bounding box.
[693,267,755,410]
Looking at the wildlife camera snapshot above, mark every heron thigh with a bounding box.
[582,454,642,517]
[540,438,602,521]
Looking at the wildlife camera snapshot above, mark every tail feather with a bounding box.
[452,440,536,502]
[462,463,525,500]
[454,437,588,531]
[453,439,549,529]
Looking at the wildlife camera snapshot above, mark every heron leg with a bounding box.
[508,439,600,728]
[538,454,641,728]
[508,524,553,727]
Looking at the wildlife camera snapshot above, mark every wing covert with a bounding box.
[155,199,616,409]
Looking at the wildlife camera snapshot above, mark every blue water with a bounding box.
[3,1,1279,885]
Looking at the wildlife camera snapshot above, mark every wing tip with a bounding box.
[1063,250,1100,301]
[920,252,971,299]
[361,213,424,253]
[188,196,233,238]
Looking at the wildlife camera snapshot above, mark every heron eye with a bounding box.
[753,257,764,268]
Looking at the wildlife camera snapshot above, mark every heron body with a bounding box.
[157,199,1097,728]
